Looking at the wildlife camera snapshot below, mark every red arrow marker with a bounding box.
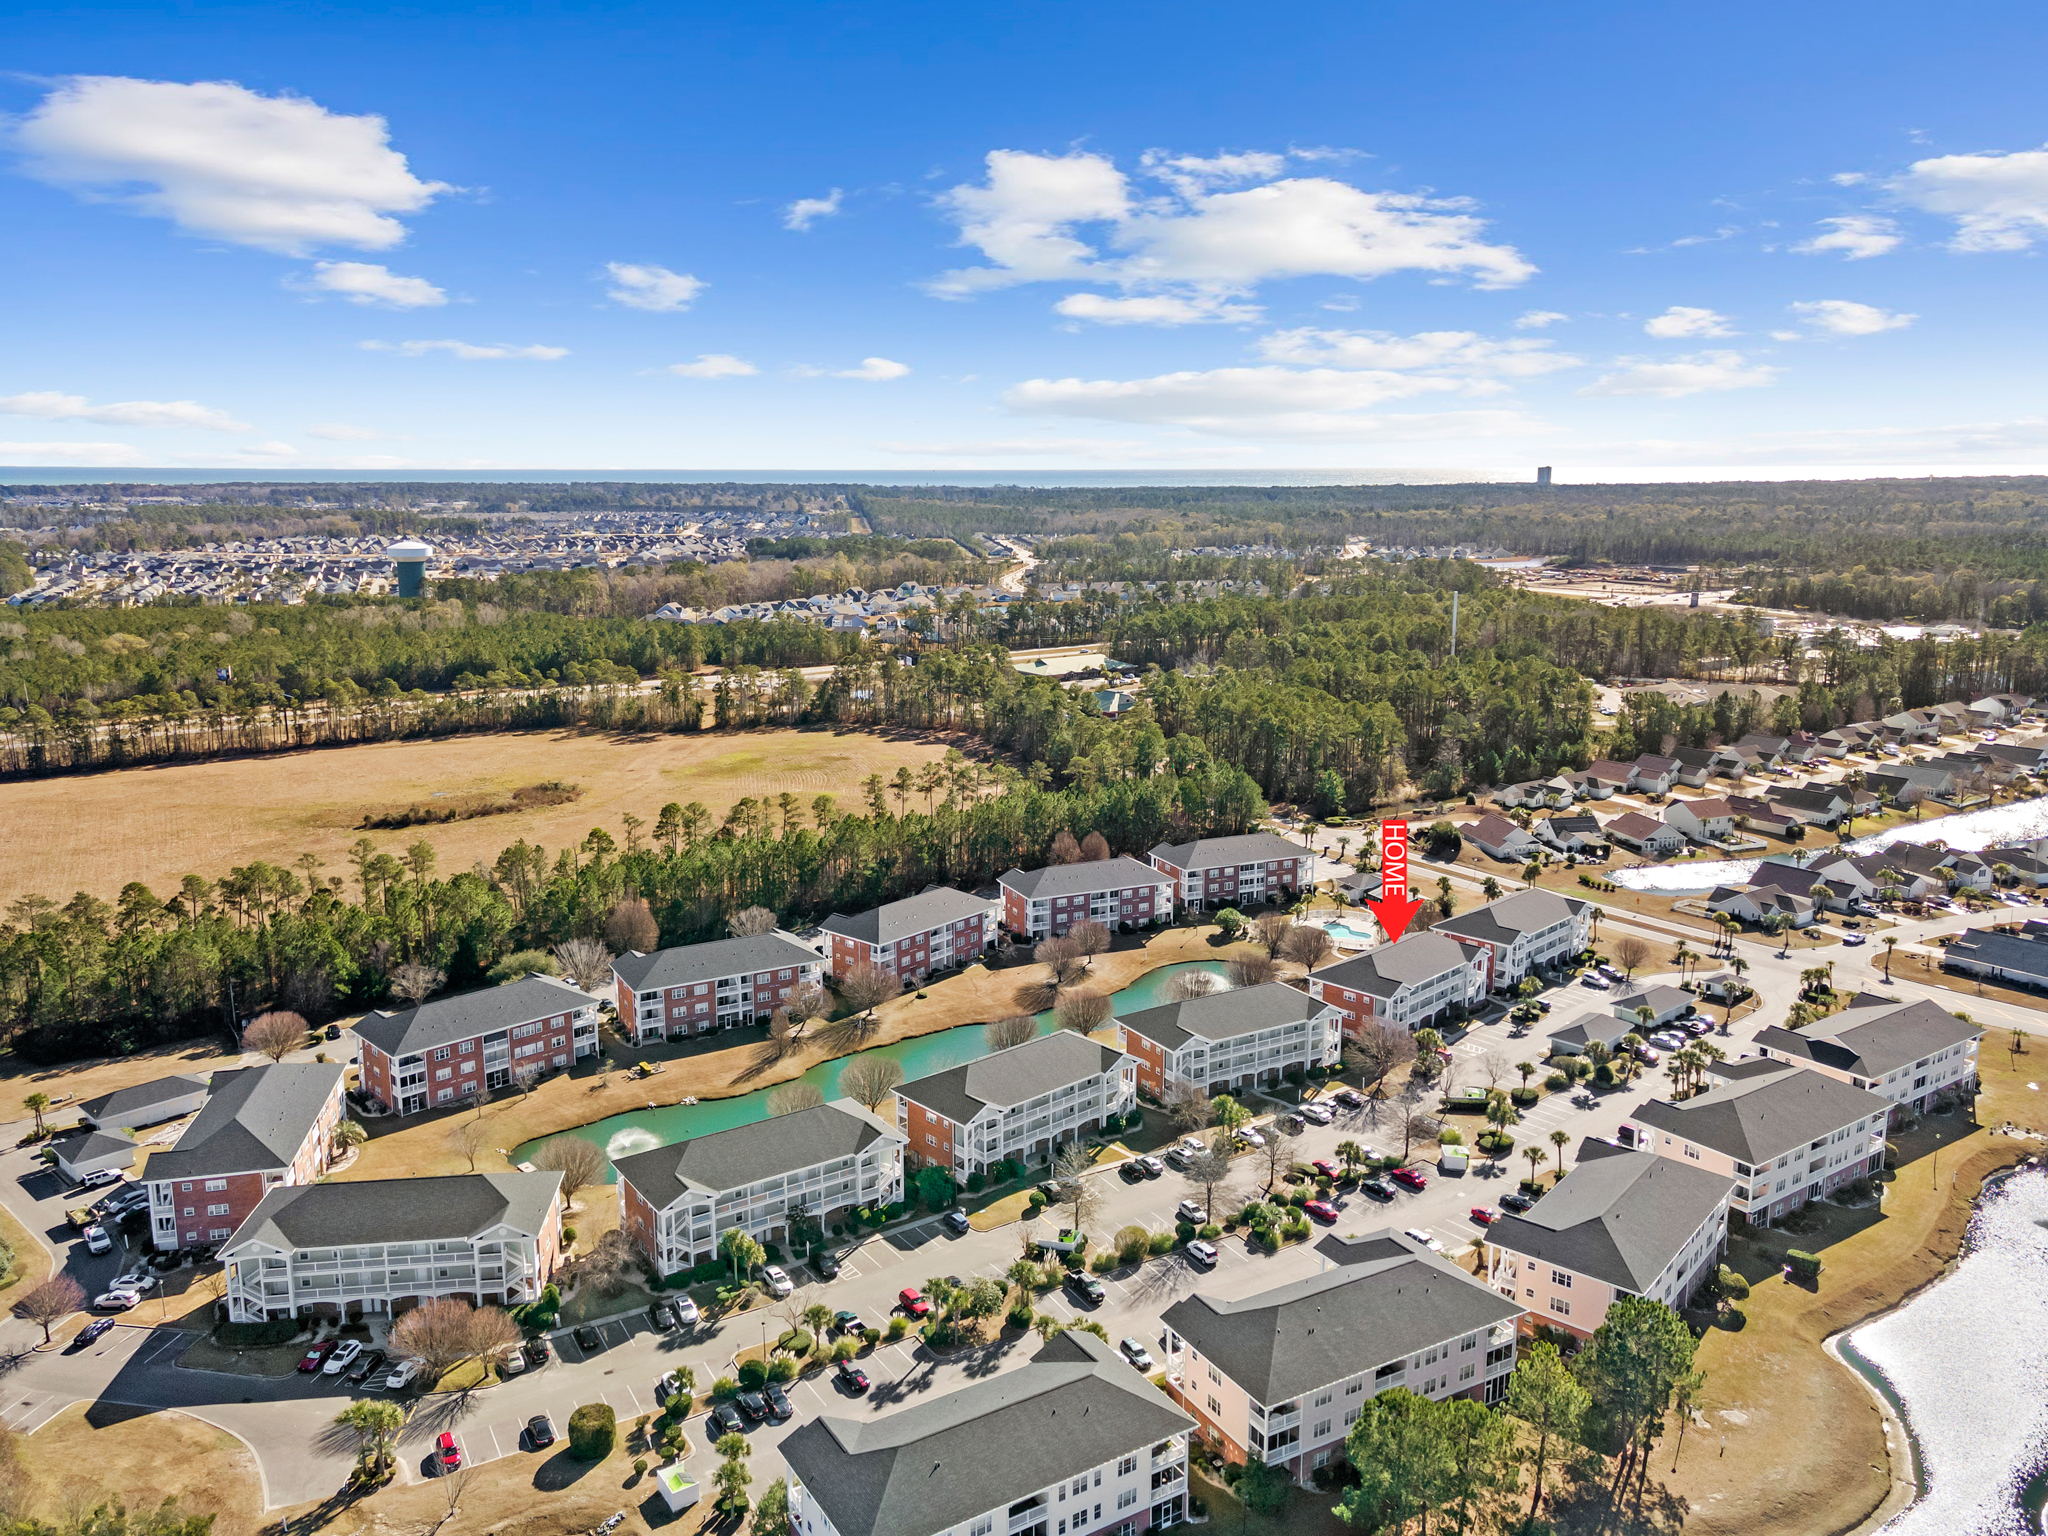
[1365,817,1424,942]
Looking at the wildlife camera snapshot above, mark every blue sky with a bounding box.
[3,0,2047,479]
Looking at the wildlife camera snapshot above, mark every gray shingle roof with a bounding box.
[77,1074,209,1127]
[1147,832,1310,871]
[612,935,818,993]
[1632,1060,1889,1163]
[817,888,991,948]
[1486,1140,1732,1292]
[1115,982,1332,1052]
[223,1171,562,1252]
[144,1064,344,1182]
[895,1032,1130,1124]
[613,1099,901,1205]
[779,1331,1191,1536]
[1609,984,1691,1020]
[997,857,1173,901]
[355,974,595,1060]
[52,1129,137,1166]
[1432,889,1589,947]
[1160,1229,1520,1404]
[1944,928,2048,979]
[1311,932,1478,1000]
[1755,993,1980,1079]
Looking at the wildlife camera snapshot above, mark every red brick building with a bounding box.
[143,1063,346,1251]
[356,974,601,1116]
[997,856,1175,940]
[612,933,824,1045]
[1147,832,1313,910]
[817,887,997,983]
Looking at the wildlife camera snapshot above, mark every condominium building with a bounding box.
[616,1099,905,1274]
[997,858,1176,940]
[1146,833,1313,910]
[1114,982,1342,1099]
[1430,889,1594,989]
[1624,1059,1890,1224]
[1305,932,1489,1035]
[782,1330,1194,1536]
[356,974,600,1115]
[816,887,998,984]
[1753,992,1981,1120]
[1485,1140,1733,1338]
[612,934,824,1044]
[144,1064,346,1251]
[220,1170,563,1324]
[894,1032,1137,1177]
[1161,1231,1521,1485]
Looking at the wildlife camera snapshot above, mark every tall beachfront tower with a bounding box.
[386,538,432,598]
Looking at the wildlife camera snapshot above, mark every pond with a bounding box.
[511,959,1236,1179]
[1610,792,2048,896]
[1842,1164,2048,1535]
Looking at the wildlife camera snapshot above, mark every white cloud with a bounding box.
[782,189,843,231]
[835,357,910,381]
[1790,299,1915,336]
[299,260,446,308]
[236,440,300,459]
[11,75,448,253]
[0,390,249,431]
[306,422,381,440]
[665,354,759,379]
[1830,172,1870,187]
[0,440,147,466]
[929,148,1532,301]
[1053,292,1261,326]
[1582,351,1778,398]
[1001,364,1504,438]
[1794,214,1902,259]
[1643,305,1735,339]
[1514,310,1567,329]
[603,262,704,312]
[360,340,567,360]
[874,436,1261,463]
[1255,327,1579,378]
[1890,146,2048,251]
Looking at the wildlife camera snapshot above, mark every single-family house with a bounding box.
[1604,811,1686,857]
[1572,761,1635,800]
[1464,814,1540,863]
[1726,794,1801,839]
[1630,755,1681,794]
[1704,883,1817,928]
[1663,797,1736,845]
[1943,926,2048,989]
[1534,813,1606,856]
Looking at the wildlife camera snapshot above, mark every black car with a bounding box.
[324,1023,342,1041]
[1064,1272,1106,1306]
[1119,1161,1146,1183]
[711,1401,747,1436]
[1500,1190,1538,1212]
[940,1209,971,1235]
[811,1250,841,1280]
[762,1383,793,1421]
[526,1414,557,1450]
[72,1317,114,1349]
[348,1347,387,1384]
[648,1301,677,1330]
[1360,1176,1396,1201]
[737,1390,771,1422]
[835,1358,870,1395]
[572,1325,604,1353]
[525,1334,552,1367]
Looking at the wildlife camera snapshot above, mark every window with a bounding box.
[1206,1396,1222,1415]
[206,1203,230,1216]
[433,1048,450,1061]
[1117,1489,1139,1511]
[1550,1297,1572,1318]
[1549,1269,1573,1288]
[203,1178,228,1192]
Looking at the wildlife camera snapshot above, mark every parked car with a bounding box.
[322,1339,364,1376]
[1119,1160,1147,1184]
[763,1383,794,1422]
[832,1309,865,1337]
[1469,1207,1499,1225]
[296,1340,337,1372]
[1390,1166,1429,1190]
[1175,1136,1206,1159]
[498,1345,526,1376]
[940,1209,971,1235]
[524,1335,553,1368]
[526,1414,557,1450]
[737,1390,771,1422]
[79,1169,123,1191]
[1402,1228,1447,1254]
[383,1358,421,1391]
[1580,975,1611,990]
[434,1432,462,1473]
[1176,1199,1207,1224]
[811,1250,842,1280]
[1312,1159,1342,1180]
[109,1269,156,1294]
[710,1401,747,1437]
[835,1359,870,1395]
[671,1296,700,1327]
[1361,1176,1396,1201]
[324,1023,342,1041]
[573,1325,604,1353]
[1184,1239,1219,1267]
[1649,1031,1686,1050]
[649,1301,677,1330]
[1634,1045,1662,1065]
[898,1287,930,1318]
[1330,1087,1365,1108]
[81,1226,112,1255]
[348,1348,387,1385]
[1136,1155,1165,1177]
[1303,1199,1340,1224]
[73,1318,114,1348]
[1236,1126,1266,1148]
[1118,1338,1155,1372]
[759,1264,793,1298]
[1297,1101,1334,1126]
[1843,933,1867,946]
[1064,1273,1106,1306]
[1500,1190,1538,1213]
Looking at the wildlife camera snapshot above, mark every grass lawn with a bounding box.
[25,1403,264,1536]
[1660,1040,2045,1536]
[1191,1465,1348,1536]
[0,1189,50,1306]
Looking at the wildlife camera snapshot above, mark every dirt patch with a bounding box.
[0,726,955,905]
[24,1403,264,1536]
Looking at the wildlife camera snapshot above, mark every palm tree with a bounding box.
[1522,1146,1547,1186]
[1882,935,1899,981]
[334,1399,405,1474]
[21,1094,48,1138]
[332,1119,368,1157]
[802,1303,833,1341]
[1335,1139,1367,1179]
[1671,942,1693,983]
[1549,1128,1570,1170]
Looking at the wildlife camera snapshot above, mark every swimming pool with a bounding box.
[1316,919,1381,949]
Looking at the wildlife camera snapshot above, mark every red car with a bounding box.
[1312,1160,1341,1180]
[1469,1207,1499,1225]
[296,1340,337,1373]
[898,1287,930,1317]
[1390,1166,1429,1190]
[435,1432,461,1472]
[1303,1199,1340,1224]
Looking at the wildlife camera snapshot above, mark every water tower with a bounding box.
[386,538,432,599]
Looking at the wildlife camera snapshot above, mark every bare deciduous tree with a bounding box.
[1253,912,1294,956]
[1054,991,1112,1035]
[840,1055,905,1111]
[1347,1022,1417,1098]
[1226,953,1277,988]
[1257,1123,1300,1193]
[1276,923,1335,971]
[782,980,829,1027]
[1163,1079,1214,1133]
[12,1276,82,1344]
[1049,831,1083,864]
[768,1081,826,1116]
[389,1298,521,1384]
[1068,921,1110,965]
[1399,1111,1441,1160]
[836,962,902,1020]
[510,1060,542,1097]
[1168,970,1220,1002]
[388,963,445,1007]
[985,1014,1038,1051]
[1182,1148,1234,1222]
[533,1134,606,1208]
[1047,1144,1100,1234]
[727,905,778,937]
[453,1117,492,1174]
[242,1010,306,1064]
[551,937,613,991]
[1079,832,1112,862]
[603,898,659,954]
[561,1229,637,1298]
[1612,934,1651,981]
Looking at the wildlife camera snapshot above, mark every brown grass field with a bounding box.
[23,1404,263,1536]
[0,727,953,904]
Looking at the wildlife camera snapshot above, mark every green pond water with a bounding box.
[512,959,1234,1179]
